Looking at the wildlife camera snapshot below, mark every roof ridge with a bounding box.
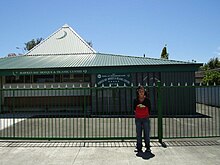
[96,52,191,64]
[26,53,96,56]
[62,24,69,28]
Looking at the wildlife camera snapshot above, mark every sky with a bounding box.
[0,0,220,64]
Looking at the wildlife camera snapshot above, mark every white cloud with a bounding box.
[213,47,220,56]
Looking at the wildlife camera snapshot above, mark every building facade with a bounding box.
[0,24,202,115]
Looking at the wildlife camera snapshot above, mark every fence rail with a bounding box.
[0,83,219,141]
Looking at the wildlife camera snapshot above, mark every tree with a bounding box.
[202,71,220,85]
[201,57,220,85]
[201,57,220,70]
[85,40,93,48]
[24,38,43,51]
[160,45,169,59]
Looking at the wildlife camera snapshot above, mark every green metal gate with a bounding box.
[0,85,160,140]
[160,83,220,139]
[0,83,219,141]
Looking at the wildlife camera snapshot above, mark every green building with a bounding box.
[0,24,201,115]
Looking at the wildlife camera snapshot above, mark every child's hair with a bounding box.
[136,85,149,98]
[137,85,144,91]
[136,86,145,98]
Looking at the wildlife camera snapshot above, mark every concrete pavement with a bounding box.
[0,138,220,165]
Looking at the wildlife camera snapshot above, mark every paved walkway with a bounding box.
[0,138,220,165]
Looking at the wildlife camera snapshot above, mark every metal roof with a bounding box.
[26,24,96,55]
[0,24,201,71]
[0,53,196,70]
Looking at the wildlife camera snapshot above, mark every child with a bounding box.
[133,86,151,152]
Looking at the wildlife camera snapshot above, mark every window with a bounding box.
[25,75,31,83]
[55,74,61,83]
[62,74,90,82]
[5,76,24,83]
[33,75,54,83]
[5,74,91,83]
[84,74,91,82]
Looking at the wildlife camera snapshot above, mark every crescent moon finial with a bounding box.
[56,31,67,39]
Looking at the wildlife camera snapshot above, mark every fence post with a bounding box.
[0,78,2,113]
[0,88,1,113]
[83,87,86,139]
[12,89,16,138]
[157,81,166,147]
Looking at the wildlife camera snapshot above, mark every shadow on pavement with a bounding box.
[0,139,219,148]
[136,151,155,160]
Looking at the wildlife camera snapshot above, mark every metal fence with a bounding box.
[0,83,219,141]
[160,84,220,139]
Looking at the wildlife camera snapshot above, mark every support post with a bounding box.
[157,81,167,147]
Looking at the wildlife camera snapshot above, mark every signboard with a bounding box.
[11,69,88,76]
[96,73,131,87]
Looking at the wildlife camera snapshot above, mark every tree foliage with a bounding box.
[201,57,220,70]
[202,71,220,85]
[85,40,93,48]
[201,57,220,85]
[24,38,43,51]
[160,46,169,59]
